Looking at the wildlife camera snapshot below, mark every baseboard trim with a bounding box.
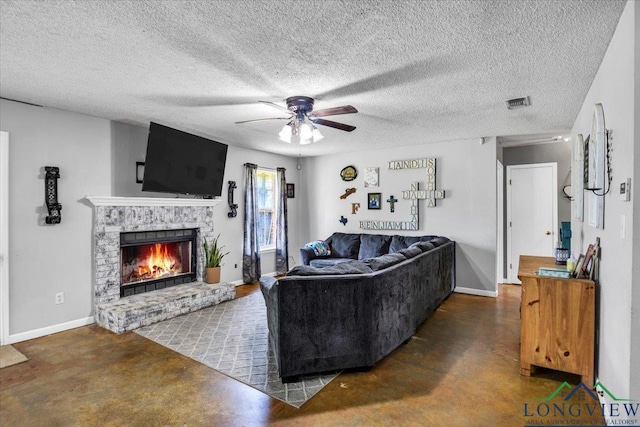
[231,271,277,286]
[8,316,95,344]
[455,287,498,298]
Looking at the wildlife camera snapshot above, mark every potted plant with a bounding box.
[203,234,229,284]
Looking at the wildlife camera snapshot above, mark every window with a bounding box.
[257,169,277,251]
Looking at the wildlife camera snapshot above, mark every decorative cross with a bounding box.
[386,195,398,212]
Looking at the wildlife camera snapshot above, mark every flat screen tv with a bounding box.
[142,122,228,197]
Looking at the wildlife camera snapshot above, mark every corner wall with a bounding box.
[570,0,637,399]
[304,137,497,294]
[0,99,112,337]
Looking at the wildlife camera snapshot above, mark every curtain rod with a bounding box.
[244,163,285,171]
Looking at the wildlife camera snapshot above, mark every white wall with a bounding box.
[304,137,497,294]
[0,99,112,337]
[109,122,304,281]
[571,0,637,399]
[632,0,640,402]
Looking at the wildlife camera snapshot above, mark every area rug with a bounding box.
[0,344,28,368]
[135,291,339,407]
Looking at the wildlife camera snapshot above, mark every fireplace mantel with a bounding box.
[85,195,222,207]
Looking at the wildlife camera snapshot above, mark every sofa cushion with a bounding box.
[429,236,450,247]
[326,232,361,259]
[287,260,373,276]
[358,234,392,259]
[361,252,407,271]
[397,246,423,259]
[304,240,331,256]
[309,258,353,268]
[411,241,436,252]
[389,235,421,253]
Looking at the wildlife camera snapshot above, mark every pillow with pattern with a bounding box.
[304,240,331,256]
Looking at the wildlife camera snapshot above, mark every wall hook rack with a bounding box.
[227,181,238,218]
[44,166,62,224]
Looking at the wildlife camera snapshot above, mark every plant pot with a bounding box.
[205,267,221,284]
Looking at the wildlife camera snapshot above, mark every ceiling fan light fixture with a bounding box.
[312,127,324,142]
[299,122,313,140]
[299,137,313,145]
[279,124,292,143]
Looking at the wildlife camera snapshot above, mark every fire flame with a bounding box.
[136,243,181,279]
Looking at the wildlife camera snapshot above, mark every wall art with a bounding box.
[340,188,356,199]
[360,158,446,230]
[572,134,584,222]
[286,183,295,198]
[340,165,358,181]
[364,167,379,187]
[368,193,381,210]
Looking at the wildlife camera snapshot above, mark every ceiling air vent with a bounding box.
[505,96,530,110]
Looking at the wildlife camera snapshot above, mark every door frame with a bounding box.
[496,160,505,290]
[0,131,9,345]
[506,162,558,283]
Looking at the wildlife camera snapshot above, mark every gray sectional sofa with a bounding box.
[259,232,456,381]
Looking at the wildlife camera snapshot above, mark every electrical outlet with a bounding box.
[234,263,238,269]
[55,292,64,305]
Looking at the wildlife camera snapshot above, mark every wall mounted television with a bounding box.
[142,122,228,197]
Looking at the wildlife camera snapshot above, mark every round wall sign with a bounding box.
[340,165,358,181]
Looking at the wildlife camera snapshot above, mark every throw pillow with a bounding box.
[304,240,331,256]
[358,234,392,259]
[411,241,435,252]
[397,246,422,259]
[326,232,361,259]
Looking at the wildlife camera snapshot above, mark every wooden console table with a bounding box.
[518,255,595,387]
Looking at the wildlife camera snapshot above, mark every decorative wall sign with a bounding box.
[364,167,379,187]
[340,188,356,199]
[351,203,360,214]
[360,158,446,230]
[367,193,381,209]
[587,104,606,229]
[340,165,358,181]
[227,180,238,218]
[44,166,62,224]
[339,216,348,226]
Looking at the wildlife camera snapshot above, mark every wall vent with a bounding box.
[505,96,530,109]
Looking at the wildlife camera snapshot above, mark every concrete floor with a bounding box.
[0,284,604,426]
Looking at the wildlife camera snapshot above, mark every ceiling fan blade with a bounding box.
[311,105,358,117]
[311,118,356,132]
[235,117,292,124]
[258,100,292,114]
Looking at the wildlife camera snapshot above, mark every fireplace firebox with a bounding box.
[120,228,197,297]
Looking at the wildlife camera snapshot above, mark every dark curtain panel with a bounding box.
[243,163,261,283]
[276,167,289,275]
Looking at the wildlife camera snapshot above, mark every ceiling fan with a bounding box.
[235,96,358,144]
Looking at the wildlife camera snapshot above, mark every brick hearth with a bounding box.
[86,196,235,334]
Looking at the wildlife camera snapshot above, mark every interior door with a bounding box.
[507,163,557,284]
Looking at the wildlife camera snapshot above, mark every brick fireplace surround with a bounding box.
[86,196,235,334]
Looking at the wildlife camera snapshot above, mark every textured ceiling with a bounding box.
[0,0,627,157]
